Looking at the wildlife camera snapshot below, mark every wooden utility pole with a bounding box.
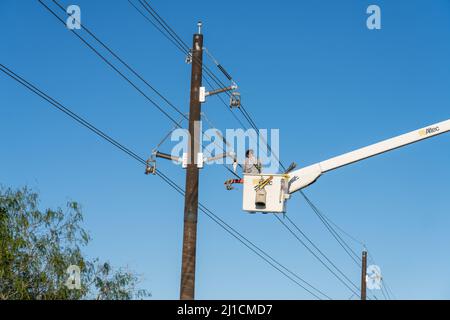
[361,250,367,300]
[180,22,203,300]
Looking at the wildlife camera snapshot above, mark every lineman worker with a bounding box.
[224,149,261,190]
[243,149,261,174]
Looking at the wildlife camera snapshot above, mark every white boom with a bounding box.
[288,119,450,194]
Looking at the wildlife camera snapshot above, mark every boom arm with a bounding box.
[288,119,450,194]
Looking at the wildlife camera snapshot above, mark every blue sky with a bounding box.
[1,0,449,299]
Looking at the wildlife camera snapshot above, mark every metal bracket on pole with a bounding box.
[204,151,236,164]
[155,151,181,163]
[199,87,206,103]
[153,151,205,169]
[199,84,238,103]
[197,153,204,168]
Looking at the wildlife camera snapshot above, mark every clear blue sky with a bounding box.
[1,0,449,299]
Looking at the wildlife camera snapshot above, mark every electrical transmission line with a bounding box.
[300,191,362,267]
[275,215,360,297]
[300,191,394,299]
[127,0,383,299]
[128,0,286,172]
[39,0,240,178]
[42,0,392,300]
[0,63,330,300]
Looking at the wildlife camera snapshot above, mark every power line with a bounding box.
[300,191,362,267]
[46,0,386,299]
[0,63,330,299]
[127,2,384,300]
[202,76,248,129]
[0,63,147,166]
[138,0,190,52]
[382,279,395,300]
[127,0,188,54]
[51,0,186,121]
[39,0,240,179]
[128,0,249,128]
[128,0,287,173]
[10,1,396,301]
[54,0,241,178]
[158,171,331,300]
[298,191,383,300]
[156,169,329,300]
[300,191,394,300]
[275,215,360,296]
[123,2,395,299]
[38,0,182,126]
[284,215,361,291]
[321,209,366,248]
[127,2,369,297]
[130,0,228,88]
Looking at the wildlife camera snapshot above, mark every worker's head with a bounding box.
[246,149,254,158]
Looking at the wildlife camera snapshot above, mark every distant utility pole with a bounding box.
[180,22,203,300]
[361,250,367,300]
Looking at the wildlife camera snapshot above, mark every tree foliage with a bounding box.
[0,187,150,300]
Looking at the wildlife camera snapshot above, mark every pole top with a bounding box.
[197,21,202,34]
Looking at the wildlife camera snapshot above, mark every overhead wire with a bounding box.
[127,0,188,54]
[40,0,240,178]
[38,0,181,126]
[133,0,396,300]
[0,64,146,166]
[284,215,361,291]
[129,0,382,298]
[129,0,287,173]
[275,215,360,296]
[18,0,394,301]
[300,191,362,267]
[0,63,330,300]
[300,191,393,299]
[49,0,392,300]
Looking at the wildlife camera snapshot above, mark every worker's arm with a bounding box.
[288,119,450,194]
